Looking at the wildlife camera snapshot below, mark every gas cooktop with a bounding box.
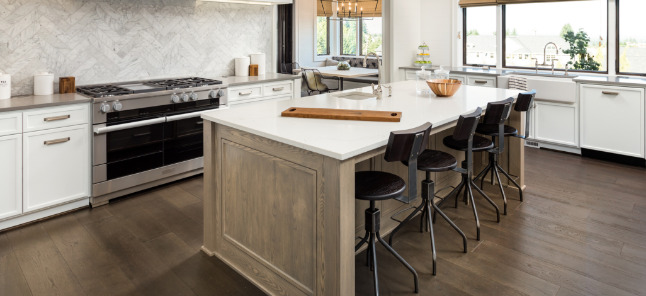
[77,77,224,98]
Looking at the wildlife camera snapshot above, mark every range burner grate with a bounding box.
[145,77,223,90]
[76,85,134,98]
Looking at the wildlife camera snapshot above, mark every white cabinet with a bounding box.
[580,84,644,158]
[0,111,22,137]
[23,124,90,212]
[0,134,22,220]
[228,80,297,106]
[466,76,496,88]
[533,101,578,147]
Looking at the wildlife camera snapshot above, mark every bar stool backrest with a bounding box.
[482,97,515,126]
[384,122,432,163]
[452,107,483,142]
[514,89,537,139]
[384,122,433,204]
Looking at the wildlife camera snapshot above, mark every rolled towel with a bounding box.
[508,75,528,91]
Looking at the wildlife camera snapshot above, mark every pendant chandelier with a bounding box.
[317,0,382,20]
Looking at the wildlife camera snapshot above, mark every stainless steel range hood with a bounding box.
[199,0,292,5]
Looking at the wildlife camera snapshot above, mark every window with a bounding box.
[361,17,382,56]
[618,0,646,74]
[504,0,607,72]
[341,20,358,55]
[463,6,497,66]
[316,17,329,56]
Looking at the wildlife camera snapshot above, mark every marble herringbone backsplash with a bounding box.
[0,0,273,96]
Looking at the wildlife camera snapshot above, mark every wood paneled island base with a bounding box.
[201,82,524,295]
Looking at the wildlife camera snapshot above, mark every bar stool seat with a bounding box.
[442,135,494,152]
[403,150,457,172]
[476,124,518,137]
[355,171,406,201]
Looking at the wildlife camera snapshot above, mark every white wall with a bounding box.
[385,0,421,82]
[420,0,456,67]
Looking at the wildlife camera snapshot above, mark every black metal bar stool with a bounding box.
[387,124,468,276]
[355,123,432,295]
[471,97,515,214]
[473,90,536,211]
[440,107,501,241]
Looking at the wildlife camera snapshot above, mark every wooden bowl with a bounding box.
[426,79,462,97]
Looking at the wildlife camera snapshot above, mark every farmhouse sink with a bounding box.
[509,70,578,79]
[508,74,577,103]
[334,92,377,100]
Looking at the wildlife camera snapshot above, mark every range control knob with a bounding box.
[180,93,190,102]
[171,94,180,103]
[209,89,225,98]
[112,100,123,111]
[189,92,199,101]
[99,102,111,113]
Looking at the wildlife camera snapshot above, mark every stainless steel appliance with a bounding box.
[77,77,228,206]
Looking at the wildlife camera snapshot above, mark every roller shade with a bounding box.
[497,0,591,4]
[460,0,593,7]
[459,0,497,7]
[317,0,382,18]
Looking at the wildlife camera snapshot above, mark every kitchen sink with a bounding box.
[509,74,576,103]
[509,71,578,79]
[334,92,377,100]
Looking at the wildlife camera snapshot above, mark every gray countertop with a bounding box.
[221,73,300,87]
[398,66,509,77]
[0,93,91,112]
[573,75,646,87]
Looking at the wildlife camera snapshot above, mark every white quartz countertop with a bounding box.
[221,73,300,86]
[202,80,520,160]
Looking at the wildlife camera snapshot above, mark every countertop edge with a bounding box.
[0,95,91,112]
[574,79,646,88]
[224,74,300,87]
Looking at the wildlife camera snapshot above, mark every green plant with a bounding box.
[562,29,601,71]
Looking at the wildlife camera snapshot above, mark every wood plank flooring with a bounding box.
[0,148,645,296]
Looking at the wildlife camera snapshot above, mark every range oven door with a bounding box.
[93,117,166,182]
[164,109,216,165]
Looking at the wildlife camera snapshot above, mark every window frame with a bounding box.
[462,7,497,67]
[316,16,331,56]
[616,0,646,76]
[500,1,610,74]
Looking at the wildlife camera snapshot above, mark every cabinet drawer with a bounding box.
[580,84,644,157]
[228,85,263,103]
[467,76,496,87]
[23,124,90,212]
[449,75,466,83]
[23,104,89,132]
[0,111,22,136]
[405,70,418,81]
[263,82,293,97]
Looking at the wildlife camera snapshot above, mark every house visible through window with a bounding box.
[463,6,496,66]
[316,17,329,56]
[504,0,607,71]
[618,0,646,74]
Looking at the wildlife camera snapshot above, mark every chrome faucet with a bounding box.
[564,63,569,76]
[542,42,559,66]
[531,58,539,74]
[551,59,558,75]
[363,52,383,95]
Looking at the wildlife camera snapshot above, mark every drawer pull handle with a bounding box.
[44,137,70,145]
[474,80,488,84]
[601,91,619,96]
[272,87,285,91]
[44,115,70,122]
[133,132,152,138]
[239,91,253,96]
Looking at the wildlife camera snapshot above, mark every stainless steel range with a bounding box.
[77,77,228,207]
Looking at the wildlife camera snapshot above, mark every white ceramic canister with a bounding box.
[34,72,54,95]
[235,57,251,77]
[0,72,10,100]
[250,53,266,75]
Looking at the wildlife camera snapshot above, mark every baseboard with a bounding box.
[581,148,646,167]
[0,199,89,232]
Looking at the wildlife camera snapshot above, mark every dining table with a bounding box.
[306,66,379,90]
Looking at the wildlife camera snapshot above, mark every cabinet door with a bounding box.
[449,75,466,83]
[23,124,90,212]
[534,101,578,147]
[580,85,644,158]
[0,134,22,219]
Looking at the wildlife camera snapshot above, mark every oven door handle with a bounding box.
[166,110,210,122]
[93,117,166,135]
[166,107,229,122]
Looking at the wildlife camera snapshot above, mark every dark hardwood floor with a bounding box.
[1,148,645,296]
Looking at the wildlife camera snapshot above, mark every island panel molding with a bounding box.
[0,0,273,96]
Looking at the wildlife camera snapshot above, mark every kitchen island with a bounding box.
[201,80,524,295]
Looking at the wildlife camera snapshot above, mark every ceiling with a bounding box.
[317,0,382,18]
